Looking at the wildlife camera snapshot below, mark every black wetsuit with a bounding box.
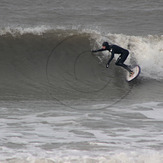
[92,44,132,73]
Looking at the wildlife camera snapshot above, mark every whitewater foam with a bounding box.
[102,33,163,79]
[1,151,163,163]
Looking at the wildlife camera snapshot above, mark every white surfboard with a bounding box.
[126,65,141,82]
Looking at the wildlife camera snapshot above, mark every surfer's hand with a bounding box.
[106,64,109,68]
[91,50,96,53]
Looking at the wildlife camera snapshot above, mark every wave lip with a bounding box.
[0,26,51,35]
[0,25,101,36]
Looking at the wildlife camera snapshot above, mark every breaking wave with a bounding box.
[0,26,162,103]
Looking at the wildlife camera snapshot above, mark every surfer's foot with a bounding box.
[129,71,134,77]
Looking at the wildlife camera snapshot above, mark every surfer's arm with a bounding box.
[91,48,106,53]
[107,51,114,65]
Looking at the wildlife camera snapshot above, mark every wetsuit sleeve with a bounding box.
[107,50,114,64]
[91,48,106,53]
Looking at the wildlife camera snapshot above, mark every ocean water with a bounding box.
[0,0,163,162]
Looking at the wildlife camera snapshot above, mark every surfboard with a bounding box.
[126,65,141,82]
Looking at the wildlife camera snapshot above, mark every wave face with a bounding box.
[0,27,163,103]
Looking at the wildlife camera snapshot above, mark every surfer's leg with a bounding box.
[116,61,132,73]
[115,54,133,73]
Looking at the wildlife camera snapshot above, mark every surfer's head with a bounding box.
[102,42,109,49]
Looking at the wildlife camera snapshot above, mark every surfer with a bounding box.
[92,42,134,76]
